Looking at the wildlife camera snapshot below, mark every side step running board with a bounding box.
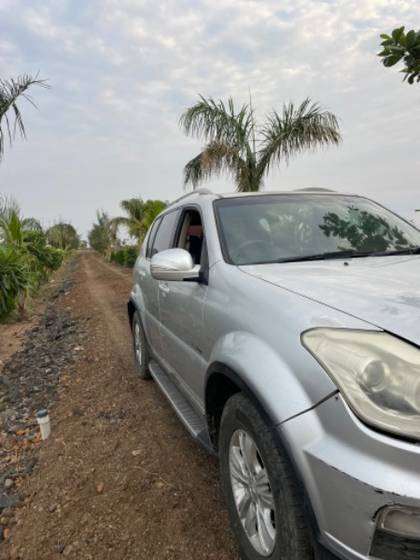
[148,361,213,453]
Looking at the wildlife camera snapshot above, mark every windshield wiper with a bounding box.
[275,250,372,263]
[275,246,420,264]
[369,247,420,257]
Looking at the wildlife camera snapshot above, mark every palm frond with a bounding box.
[0,210,23,246]
[183,141,255,191]
[110,216,129,228]
[181,95,260,191]
[184,152,205,188]
[141,200,167,232]
[258,98,341,176]
[120,198,145,222]
[115,198,147,242]
[0,194,20,222]
[0,74,49,158]
[180,95,254,148]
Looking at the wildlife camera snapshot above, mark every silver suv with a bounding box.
[128,189,420,560]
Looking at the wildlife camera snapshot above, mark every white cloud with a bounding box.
[0,0,419,236]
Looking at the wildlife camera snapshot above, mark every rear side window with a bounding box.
[146,218,161,258]
[150,210,179,256]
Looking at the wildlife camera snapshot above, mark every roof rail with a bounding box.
[167,187,216,208]
[195,187,214,195]
[293,187,336,193]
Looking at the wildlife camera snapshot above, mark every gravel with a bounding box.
[0,306,79,429]
[0,261,81,542]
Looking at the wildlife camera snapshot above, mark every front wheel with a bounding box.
[131,311,152,380]
[219,393,313,560]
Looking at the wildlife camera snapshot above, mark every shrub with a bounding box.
[110,250,124,266]
[0,246,29,319]
[110,246,138,268]
[0,204,73,320]
[44,246,64,271]
[17,232,65,291]
[124,246,138,267]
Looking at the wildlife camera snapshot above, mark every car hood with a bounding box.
[241,255,420,346]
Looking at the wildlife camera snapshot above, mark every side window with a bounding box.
[150,211,179,256]
[176,209,205,265]
[146,218,161,259]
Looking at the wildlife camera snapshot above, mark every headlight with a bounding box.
[302,328,420,441]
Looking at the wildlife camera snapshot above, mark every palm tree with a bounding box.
[142,200,167,232]
[112,198,145,241]
[113,198,166,243]
[180,96,341,192]
[0,74,48,160]
[88,211,118,257]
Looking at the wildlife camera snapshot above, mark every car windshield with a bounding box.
[214,194,420,265]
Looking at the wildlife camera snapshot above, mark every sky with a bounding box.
[0,0,419,239]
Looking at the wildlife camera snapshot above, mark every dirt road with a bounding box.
[1,252,238,559]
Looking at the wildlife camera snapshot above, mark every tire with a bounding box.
[219,393,313,560]
[131,311,152,380]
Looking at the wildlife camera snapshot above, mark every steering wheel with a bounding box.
[230,239,271,261]
[295,222,313,247]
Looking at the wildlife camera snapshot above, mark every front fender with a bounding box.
[130,282,146,315]
[206,331,337,425]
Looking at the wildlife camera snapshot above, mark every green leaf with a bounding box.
[380,33,392,41]
[383,53,403,67]
[392,26,405,43]
[387,45,406,54]
[406,29,417,48]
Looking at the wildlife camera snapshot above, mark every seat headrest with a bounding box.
[187,225,203,238]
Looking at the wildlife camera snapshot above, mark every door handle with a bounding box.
[159,283,170,294]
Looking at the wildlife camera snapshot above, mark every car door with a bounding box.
[135,210,179,357]
[157,207,209,411]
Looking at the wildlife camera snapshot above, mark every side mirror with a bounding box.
[151,248,200,281]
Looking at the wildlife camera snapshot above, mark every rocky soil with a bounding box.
[0,259,82,549]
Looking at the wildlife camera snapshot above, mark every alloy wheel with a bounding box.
[134,322,143,367]
[229,429,276,556]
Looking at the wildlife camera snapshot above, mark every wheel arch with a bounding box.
[128,283,147,329]
[205,362,276,451]
[204,330,324,428]
[127,298,137,330]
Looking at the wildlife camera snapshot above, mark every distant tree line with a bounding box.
[88,198,167,267]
